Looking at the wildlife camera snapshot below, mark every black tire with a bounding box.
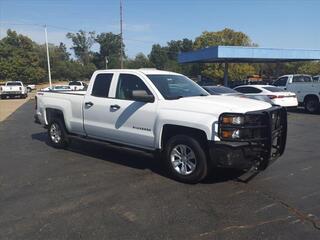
[47,119,69,148]
[163,135,208,184]
[304,97,319,114]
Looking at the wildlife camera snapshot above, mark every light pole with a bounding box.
[44,25,52,88]
[120,0,124,69]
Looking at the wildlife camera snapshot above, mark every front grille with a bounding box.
[218,106,287,158]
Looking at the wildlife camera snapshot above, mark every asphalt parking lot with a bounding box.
[0,100,319,240]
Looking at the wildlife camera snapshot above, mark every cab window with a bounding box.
[293,75,312,83]
[91,73,113,98]
[116,74,152,100]
[274,77,288,87]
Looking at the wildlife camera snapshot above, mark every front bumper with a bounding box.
[209,106,287,170]
[1,92,25,97]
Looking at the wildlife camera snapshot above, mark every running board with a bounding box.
[67,134,154,154]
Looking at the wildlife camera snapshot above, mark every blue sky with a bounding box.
[0,0,319,57]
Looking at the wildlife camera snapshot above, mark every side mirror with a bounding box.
[132,90,155,103]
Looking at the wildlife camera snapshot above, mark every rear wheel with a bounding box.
[48,119,69,148]
[304,97,319,114]
[163,135,208,184]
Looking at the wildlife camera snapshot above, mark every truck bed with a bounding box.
[37,91,86,135]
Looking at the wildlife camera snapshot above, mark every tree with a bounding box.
[94,32,124,69]
[0,29,45,83]
[149,44,169,70]
[125,53,152,69]
[297,61,320,76]
[167,38,193,60]
[66,30,95,65]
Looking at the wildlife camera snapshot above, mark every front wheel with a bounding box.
[164,135,208,184]
[48,119,69,148]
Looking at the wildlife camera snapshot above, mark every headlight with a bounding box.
[221,129,241,139]
[219,113,245,140]
[221,115,245,125]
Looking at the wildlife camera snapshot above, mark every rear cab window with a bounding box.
[91,73,113,98]
[69,81,82,86]
[292,75,312,83]
[6,82,22,86]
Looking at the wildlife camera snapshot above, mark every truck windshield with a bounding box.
[6,82,22,86]
[147,74,209,99]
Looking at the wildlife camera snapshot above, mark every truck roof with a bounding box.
[94,69,181,76]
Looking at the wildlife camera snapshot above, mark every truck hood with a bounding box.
[160,95,272,115]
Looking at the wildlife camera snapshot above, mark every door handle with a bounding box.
[110,104,120,110]
[85,101,94,108]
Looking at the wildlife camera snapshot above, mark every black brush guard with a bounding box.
[210,106,287,170]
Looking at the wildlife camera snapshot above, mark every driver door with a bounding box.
[105,73,158,149]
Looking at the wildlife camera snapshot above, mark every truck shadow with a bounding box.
[31,132,243,184]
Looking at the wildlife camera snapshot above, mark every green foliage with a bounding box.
[193,28,253,49]
[94,32,124,69]
[149,44,169,69]
[66,30,95,65]
[297,62,320,76]
[0,30,45,83]
[125,53,152,69]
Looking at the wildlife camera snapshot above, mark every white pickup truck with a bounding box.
[0,81,28,99]
[35,69,287,183]
[68,81,87,91]
[274,74,320,113]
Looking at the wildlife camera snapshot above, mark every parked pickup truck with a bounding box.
[0,81,28,99]
[68,81,87,91]
[274,74,320,113]
[35,69,287,183]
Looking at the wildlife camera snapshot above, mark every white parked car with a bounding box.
[68,81,87,91]
[203,86,273,104]
[35,69,287,183]
[27,84,36,92]
[41,85,73,92]
[273,74,320,113]
[234,85,298,108]
[0,81,28,99]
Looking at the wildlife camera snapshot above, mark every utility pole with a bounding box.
[120,0,124,69]
[44,25,52,88]
[105,57,108,69]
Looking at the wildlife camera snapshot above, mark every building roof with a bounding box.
[178,46,320,63]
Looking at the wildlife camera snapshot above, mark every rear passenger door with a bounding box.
[83,73,116,140]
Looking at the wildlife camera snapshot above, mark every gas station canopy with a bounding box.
[178,46,320,64]
[178,46,320,86]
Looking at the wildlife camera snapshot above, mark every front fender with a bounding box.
[154,109,219,149]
